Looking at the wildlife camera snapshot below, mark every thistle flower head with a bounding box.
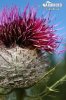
[0,6,59,89]
[0,6,58,52]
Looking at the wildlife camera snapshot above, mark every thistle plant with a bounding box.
[0,6,65,100]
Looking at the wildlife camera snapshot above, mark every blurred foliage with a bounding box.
[0,52,66,100]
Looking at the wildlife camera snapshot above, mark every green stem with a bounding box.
[44,74,66,96]
[15,88,26,100]
[50,74,66,90]
[26,74,66,99]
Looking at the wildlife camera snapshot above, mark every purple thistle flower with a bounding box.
[0,6,58,52]
[0,6,60,89]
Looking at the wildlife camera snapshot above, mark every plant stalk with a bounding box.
[15,88,26,100]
